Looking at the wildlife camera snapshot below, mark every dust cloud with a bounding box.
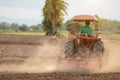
[98,39,120,73]
[0,41,63,73]
[22,43,61,73]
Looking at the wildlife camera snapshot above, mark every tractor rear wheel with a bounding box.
[65,40,75,58]
[93,41,104,57]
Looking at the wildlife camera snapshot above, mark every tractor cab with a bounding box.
[69,15,100,41]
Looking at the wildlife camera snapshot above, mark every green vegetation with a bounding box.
[95,15,120,34]
[0,14,120,36]
[0,22,43,32]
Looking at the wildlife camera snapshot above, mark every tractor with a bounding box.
[58,15,104,72]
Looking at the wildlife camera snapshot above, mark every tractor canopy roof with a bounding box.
[72,15,98,22]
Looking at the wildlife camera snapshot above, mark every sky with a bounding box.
[0,0,120,25]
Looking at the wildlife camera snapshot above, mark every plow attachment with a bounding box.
[57,57,102,72]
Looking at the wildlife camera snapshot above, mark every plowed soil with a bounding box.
[0,72,120,80]
[0,34,120,80]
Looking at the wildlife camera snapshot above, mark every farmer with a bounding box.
[81,21,92,36]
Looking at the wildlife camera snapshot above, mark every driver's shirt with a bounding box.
[81,26,92,35]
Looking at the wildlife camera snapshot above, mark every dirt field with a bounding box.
[0,34,120,80]
[0,72,120,80]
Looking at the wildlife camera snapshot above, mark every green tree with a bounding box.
[19,24,27,31]
[30,24,43,32]
[10,23,19,32]
[0,22,10,30]
[42,0,68,35]
[42,17,52,32]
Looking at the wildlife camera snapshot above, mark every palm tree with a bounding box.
[43,0,68,35]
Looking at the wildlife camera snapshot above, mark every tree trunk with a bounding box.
[51,17,56,35]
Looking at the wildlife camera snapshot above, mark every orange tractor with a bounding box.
[58,15,104,72]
